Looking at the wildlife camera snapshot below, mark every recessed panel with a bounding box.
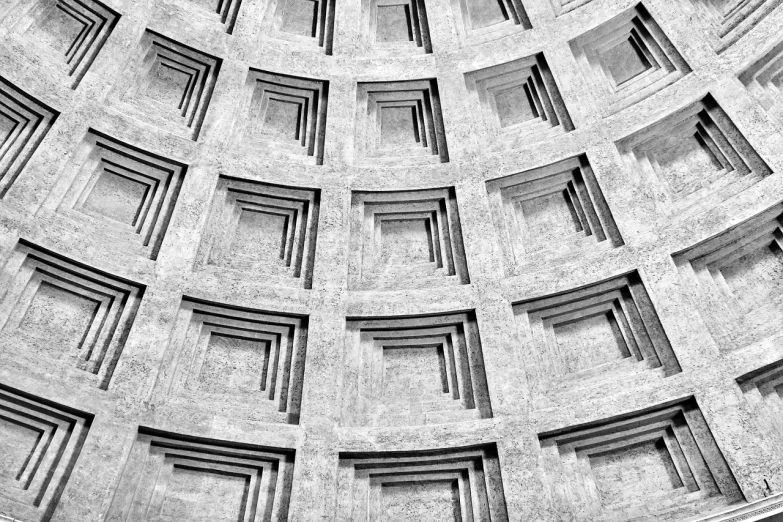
[281,0,319,37]
[380,218,433,264]
[199,334,268,393]
[553,311,628,374]
[36,5,87,53]
[603,38,651,85]
[82,170,150,226]
[0,417,41,480]
[262,98,303,141]
[158,466,249,522]
[229,209,289,264]
[590,439,683,507]
[376,4,412,42]
[381,481,461,521]
[20,282,100,352]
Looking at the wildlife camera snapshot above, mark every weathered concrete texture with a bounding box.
[1,0,783,520]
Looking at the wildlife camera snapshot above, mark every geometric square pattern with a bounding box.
[616,94,772,222]
[1,0,119,88]
[105,427,295,521]
[448,0,530,44]
[337,444,509,521]
[538,398,744,522]
[465,53,573,149]
[153,297,308,424]
[0,76,59,198]
[105,30,222,141]
[683,0,783,52]
[45,129,187,260]
[738,357,783,450]
[673,202,783,354]
[231,69,328,165]
[569,4,691,117]
[261,0,336,54]
[195,176,320,289]
[550,0,593,16]
[341,311,492,427]
[348,188,469,290]
[360,0,432,54]
[185,0,243,33]
[0,383,92,522]
[355,79,449,165]
[486,155,623,272]
[513,271,680,397]
[0,240,145,390]
[740,39,783,129]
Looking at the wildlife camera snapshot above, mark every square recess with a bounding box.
[44,129,187,260]
[616,94,771,223]
[0,76,58,198]
[106,30,221,140]
[105,428,295,521]
[486,154,622,273]
[231,69,328,165]
[465,53,574,149]
[195,176,320,289]
[361,0,432,54]
[337,445,508,520]
[261,0,335,54]
[539,398,744,521]
[513,271,680,399]
[152,297,308,424]
[0,383,92,522]
[2,0,119,88]
[448,0,529,44]
[0,240,145,389]
[673,202,783,354]
[348,188,469,290]
[740,38,783,130]
[356,79,448,165]
[569,3,690,116]
[341,311,491,426]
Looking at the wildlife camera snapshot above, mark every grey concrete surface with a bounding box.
[1,0,783,520]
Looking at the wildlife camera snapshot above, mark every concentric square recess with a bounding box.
[616,94,771,222]
[673,202,783,354]
[261,0,336,54]
[183,0,243,33]
[465,53,574,148]
[152,297,308,424]
[740,39,783,129]
[105,427,295,521]
[348,188,469,290]
[550,0,593,16]
[569,3,691,116]
[0,383,92,522]
[0,0,119,88]
[738,357,783,449]
[513,271,680,397]
[105,30,222,140]
[448,0,530,44]
[337,444,509,521]
[683,0,783,52]
[539,398,743,521]
[341,311,491,427]
[195,176,320,289]
[360,0,432,54]
[231,69,328,165]
[486,154,623,273]
[0,76,59,198]
[0,240,145,389]
[44,129,187,260]
[355,79,448,165]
